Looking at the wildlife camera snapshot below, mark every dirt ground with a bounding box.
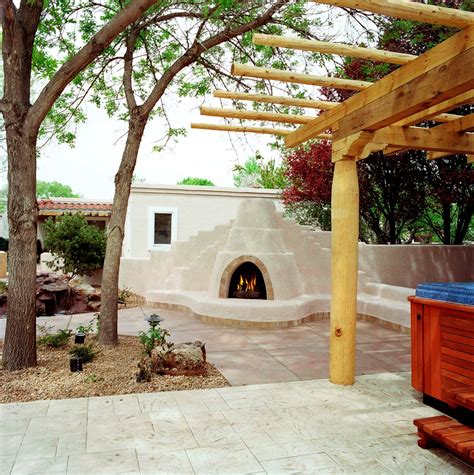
[0,335,230,403]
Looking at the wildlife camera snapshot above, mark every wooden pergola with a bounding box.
[191,0,474,385]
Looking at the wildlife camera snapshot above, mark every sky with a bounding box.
[35,96,283,199]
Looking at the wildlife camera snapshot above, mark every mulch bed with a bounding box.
[0,335,230,403]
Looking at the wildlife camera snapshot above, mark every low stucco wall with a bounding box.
[359,244,473,288]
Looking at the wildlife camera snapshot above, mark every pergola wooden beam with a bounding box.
[213,90,338,110]
[253,33,416,65]
[311,0,474,30]
[200,106,315,125]
[231,63,372,91]
[334,114,474,160]
[191,122,332,139]
[370,126,473,155]
[191,123,291,136]
[393,90,474,127]
[286,26,474,147]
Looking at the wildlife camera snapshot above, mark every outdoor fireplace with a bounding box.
[228,262,267,299]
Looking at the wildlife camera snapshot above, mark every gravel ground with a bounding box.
[0,335,230,403]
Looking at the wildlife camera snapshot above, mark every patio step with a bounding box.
[414,415,474,466]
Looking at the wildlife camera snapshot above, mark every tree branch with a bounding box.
[141,0,290,116]
[123,29,138,111]
[25,0,156,133]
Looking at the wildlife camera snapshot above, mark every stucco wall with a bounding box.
[125,184,282,259]
[359,243,474,288]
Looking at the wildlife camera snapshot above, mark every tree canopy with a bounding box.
[36,181,80,199]
[283,0,473,244]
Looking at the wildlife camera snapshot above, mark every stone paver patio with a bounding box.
[2,308,471,473]
[1,373,471,474]
[0,306,411,386]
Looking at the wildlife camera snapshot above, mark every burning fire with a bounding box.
[236,272,257,292]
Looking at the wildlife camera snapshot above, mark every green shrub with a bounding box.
[139,325,171,357]
[69,344,96,363]
[75,318,95,335]
[38,329,72,348]
[43,213,106,277]
[118,287,132,302]
[177,177,215,186]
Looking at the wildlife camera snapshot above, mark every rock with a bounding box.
[88,291,101,302]
[87,301,101,311]
[151,341,206,376]
[0,272,103,317]
[69,277,95,295]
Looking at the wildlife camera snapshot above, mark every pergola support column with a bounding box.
[330,154,359,385]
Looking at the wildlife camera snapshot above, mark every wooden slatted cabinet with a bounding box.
[409,296,474,405]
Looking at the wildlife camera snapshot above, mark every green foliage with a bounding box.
[37,181,80,199]
[38,329,72,348]
[75,319,95,335]
[234,152,287,189]
[84,373,101,383]
[177,177,215,186]
[0,282,7,294]
[118,287,132,302]
[43,214,106,277]
[69,344,96,364]
[139,325,171,357]
[233,157,261,188]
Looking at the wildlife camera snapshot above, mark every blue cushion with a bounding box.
[415,282,474,306]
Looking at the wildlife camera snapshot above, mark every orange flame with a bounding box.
[236,272,257,292]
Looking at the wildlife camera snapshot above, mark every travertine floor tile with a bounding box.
[137,450,193,474]
[134,428,198,454]
[0,435,23,457]
[16,436,59,461]
[0,415,30,436]
[11,456,68,474]
[186,443,263,474]
[260,452,337,473]
[67,449,139,474]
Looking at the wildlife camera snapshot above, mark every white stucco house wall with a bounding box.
[123,183,283,258]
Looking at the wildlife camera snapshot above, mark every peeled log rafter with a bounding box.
[253,33,416,65]
[191,122,332,140]
[213,90,338,110]
[311,0,474,30]
[231,63,372,91]
[200,106,316,125]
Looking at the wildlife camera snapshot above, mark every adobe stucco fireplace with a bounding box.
[143,198,332,327]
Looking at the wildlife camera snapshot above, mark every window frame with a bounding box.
[148,206,178,250]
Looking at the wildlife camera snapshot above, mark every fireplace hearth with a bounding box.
[228,262,267,300]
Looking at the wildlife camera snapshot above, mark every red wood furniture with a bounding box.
[408,296,474,405]
[414,415,474,465]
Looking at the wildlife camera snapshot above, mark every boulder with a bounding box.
[69,277,96,295]
[151,341,206,376]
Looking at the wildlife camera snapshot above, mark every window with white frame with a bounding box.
[148,207,177,249]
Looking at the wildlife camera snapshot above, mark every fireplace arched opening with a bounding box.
[227,262,267,299]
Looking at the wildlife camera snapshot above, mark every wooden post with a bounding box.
[0,251,7,279]
[330,155,359,385]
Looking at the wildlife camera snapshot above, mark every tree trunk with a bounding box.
[442,203,452,244]
[99,115,147,346]
[3,126,38,369]
[453,203,473,245]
